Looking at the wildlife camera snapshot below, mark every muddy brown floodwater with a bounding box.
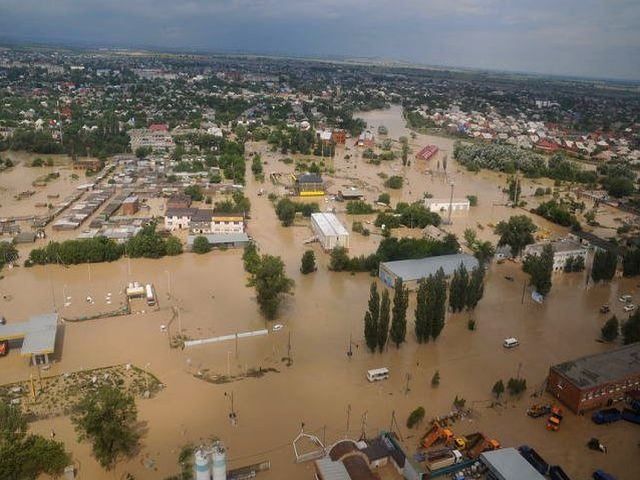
[1,107,639,479]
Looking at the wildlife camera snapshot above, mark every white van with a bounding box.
[503,337,519,349]
[367,368,390,382]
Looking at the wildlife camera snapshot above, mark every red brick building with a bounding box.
[121,196,139,215]
[547,344,640,414]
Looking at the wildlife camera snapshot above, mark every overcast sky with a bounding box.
[1,0,639,80]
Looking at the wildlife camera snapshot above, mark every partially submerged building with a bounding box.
[379,254,479,289]
[310,212,349,251]
[0,313,59,365]
[424,198,470,214]
[295,173,325,196]
[187,232,251,250]
[523,238,587,271]
[547,343,640,413]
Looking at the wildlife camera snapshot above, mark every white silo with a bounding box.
[211,442,227,480]
[194,448,211,480]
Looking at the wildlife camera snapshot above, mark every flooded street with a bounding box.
[1,107,639,479]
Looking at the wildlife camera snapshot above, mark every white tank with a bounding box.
[211,443,226,480]
[194,449,211,480]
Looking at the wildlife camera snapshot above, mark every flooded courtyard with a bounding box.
[1,106,639,479]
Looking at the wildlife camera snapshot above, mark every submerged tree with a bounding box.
[467,266,486,309]
[300,250,317,274]
[523,244,554,296]
[378,289,391,351]
[415,279,430,343]
[448,263,469,312]
[390,279,408,348]
[430,268,448,340]
[72,386,140,470]
[249,255,294,319]
[591,249,618,282]
[0,403,70,479]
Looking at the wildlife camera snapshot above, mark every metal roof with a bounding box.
[187,233,250,246]
[315,457,350,480]
[380,254,479,282]
[480,448,546,480]
[551,343,640,389]
[311,213,349,237]
[0,313,58,356]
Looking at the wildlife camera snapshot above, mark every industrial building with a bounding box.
[379,254,479,289]
[523,238,587,271]
[480,448,545,480]
[310,212,349,251]
[121,196,140,215]
[424,198,470,213]
[295,173,325,196]
[415,144,439,161]
[547,343,640,413]
[0,313,59,365]
[187,233,251,250]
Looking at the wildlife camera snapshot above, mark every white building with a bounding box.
[164,208,196,231]
[310,212,349,251]
[523,239,588,271]
[424,198,470,213]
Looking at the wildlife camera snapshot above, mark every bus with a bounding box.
[367,368,389,382]
[145,284,156,306]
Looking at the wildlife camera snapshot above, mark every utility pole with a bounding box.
[359,411,368,441]
[405,373,411,395]
[235,332,239,359]
[447,181,455,225]
[347,331,353,358]
[521,279,527,304]
[345,404,351,438]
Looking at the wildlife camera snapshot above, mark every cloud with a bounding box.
[0,0,638,79]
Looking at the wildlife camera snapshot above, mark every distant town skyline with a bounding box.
[1,0,639,81]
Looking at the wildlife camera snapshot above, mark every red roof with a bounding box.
[149,123,169,132]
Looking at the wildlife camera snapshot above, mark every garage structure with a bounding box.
[480,448,545,480]
[311,212,349,251]
[378,254,479,289]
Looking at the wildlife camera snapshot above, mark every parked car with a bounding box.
[591,408,621,425]
[618,294,632,303]
[599,305,610,314]
[623,304,637,313]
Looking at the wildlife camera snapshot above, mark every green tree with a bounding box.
[165,236,183,256]
[448,263,469,312]
[184,185,204,202]
[72,386,140,470]
[494,215,537,256]
[249,255,294,319]
[401,141,409,167]
[0,241,19,269]
[378,289,391,351]
[275,198,296,226]
[601,316,619,342]
[390,279,408,347]
[430,268,448,340]
[300,250,317,274]
[251,154,263,176]
[384,175,404,189]
[368,282,380,326]
[467,267,486,309]
[328,246,350,271]
[192,236,211,254]
[242,242,261,274]
[415,279,430,343]
[507,378,527,396]
[135,146,152,159]
[364,311,377,352]
[591,250,618,282]
[492,380,505,399]
[523,244,554,296]
[622,310,640,345]
[377,193,391,205]
[406,406,425,428]
[0,403,70,480]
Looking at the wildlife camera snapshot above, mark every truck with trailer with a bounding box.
[591,408,622,425]
[518,445,549,476]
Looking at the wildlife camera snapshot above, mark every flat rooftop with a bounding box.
[311,212,349,237]
[0,313,58,356]
[380,254,479,282]
[551,343,640,389]
[480,448,546,480]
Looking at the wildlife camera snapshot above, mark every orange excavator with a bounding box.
[546,406,563,431]
[464,432,501,459]
[420,422,454,449]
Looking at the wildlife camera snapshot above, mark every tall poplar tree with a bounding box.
[390,278,409,348]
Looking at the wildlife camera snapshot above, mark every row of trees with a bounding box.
[27,224,183,266]
[532,200,581,230]
[415,270,446,342]
[449,264,486,312]
[364,281,409,351]
[602,312,640,345]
